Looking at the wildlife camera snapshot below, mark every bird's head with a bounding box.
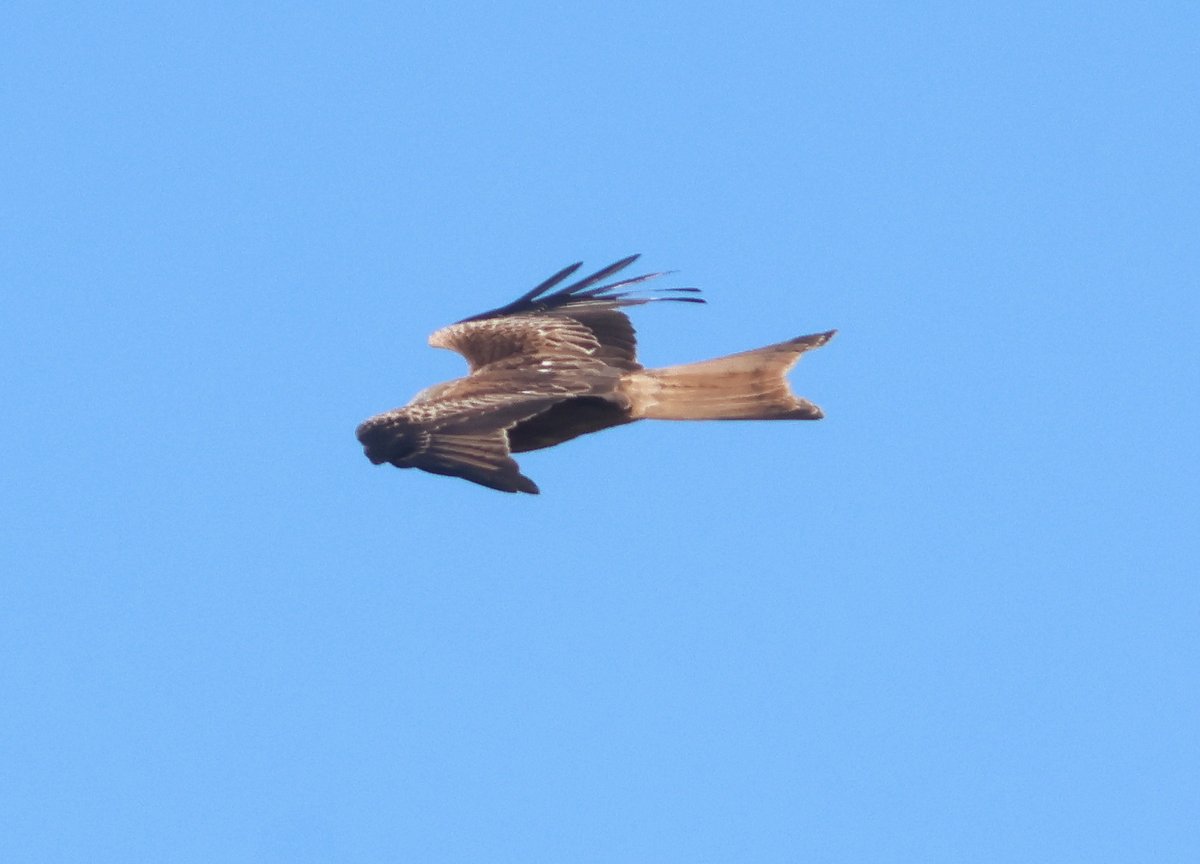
[355,415,421,466]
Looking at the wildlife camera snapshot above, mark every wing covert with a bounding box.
[429,315,603,372]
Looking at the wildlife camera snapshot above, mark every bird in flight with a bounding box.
[356,255,835,494]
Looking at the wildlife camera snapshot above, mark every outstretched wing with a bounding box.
[428,255,703,373]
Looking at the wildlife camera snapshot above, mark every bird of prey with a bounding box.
[356,255,834,494]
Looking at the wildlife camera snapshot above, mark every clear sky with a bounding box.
[3,3,1197,862]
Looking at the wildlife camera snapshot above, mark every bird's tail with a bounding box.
[626,330,835,421]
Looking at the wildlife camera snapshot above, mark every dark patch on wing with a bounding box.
[508,396,632,453]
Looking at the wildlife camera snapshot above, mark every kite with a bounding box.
[356,255,834,493]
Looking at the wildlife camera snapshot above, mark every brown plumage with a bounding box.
[356,255,835,494]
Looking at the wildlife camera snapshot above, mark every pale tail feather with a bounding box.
[627,330,835,421]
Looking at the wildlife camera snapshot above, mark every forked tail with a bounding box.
[626,330,835,421]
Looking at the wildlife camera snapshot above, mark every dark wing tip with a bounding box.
[515,261,585,304]
[458,255,702,323]
[517,476,540,494]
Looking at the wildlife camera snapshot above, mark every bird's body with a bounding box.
[356,256,834,494]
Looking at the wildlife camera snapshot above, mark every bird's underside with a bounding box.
[355,255,835,494]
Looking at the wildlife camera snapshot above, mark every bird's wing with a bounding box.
[428,255,703,373]
[410,429,540,494]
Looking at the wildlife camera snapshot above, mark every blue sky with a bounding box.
[3,2,1197,861]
